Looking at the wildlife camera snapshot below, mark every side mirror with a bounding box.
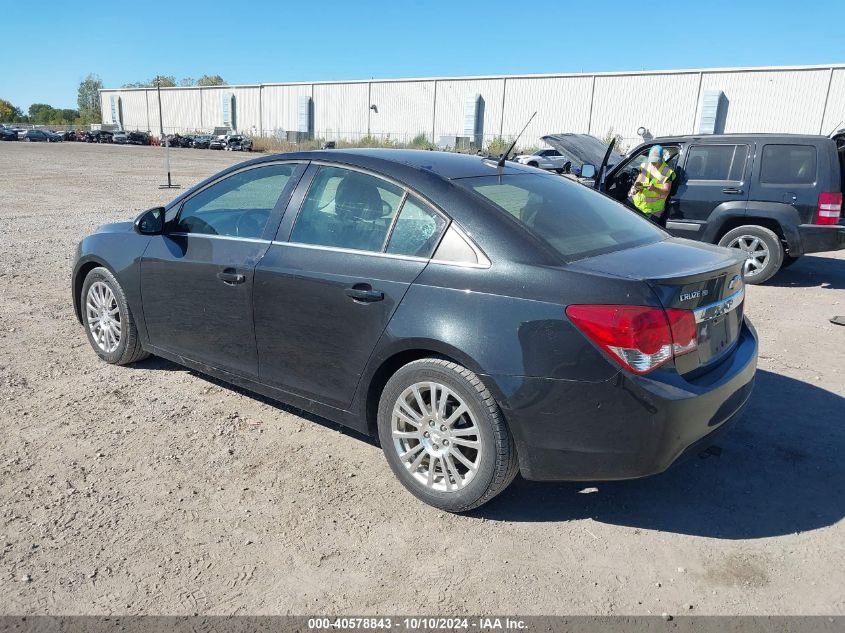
[580,163,596,179]
[134,207,165,235]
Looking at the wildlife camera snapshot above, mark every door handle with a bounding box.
[345,284,384,303]
[722,187,743,194]
[217,269,245,285]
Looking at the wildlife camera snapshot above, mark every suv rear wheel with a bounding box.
[377,358,518,512]
[718,225,784,284]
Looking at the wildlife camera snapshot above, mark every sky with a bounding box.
[2,0,844,111]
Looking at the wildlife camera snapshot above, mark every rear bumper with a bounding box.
[795,224,845,255]
[486,320,758,481]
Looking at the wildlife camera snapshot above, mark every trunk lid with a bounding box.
[569,238,747,374]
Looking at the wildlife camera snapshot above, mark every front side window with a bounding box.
[175,164,295,239]
[462,174,663,261]
[760,144,817,185]
[685,144,748,182]
[290,166,404,252]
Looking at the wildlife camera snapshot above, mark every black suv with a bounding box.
[549,133,845,283]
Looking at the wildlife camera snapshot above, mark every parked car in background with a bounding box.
[225,135,252,152]
[514,148,570,172]
[73,130,88,142]
[86,130,114,143]
[161,133,193,148]
[0,126,19,141]
[127,131,151,145]
[53,130,77,141]
[208,135,226,150]
[191,135,212,149]
[113,131,130,144]
[564,132,845,283]
[72,149,757,512]
[21,129,62,142]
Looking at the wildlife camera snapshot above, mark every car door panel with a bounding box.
[139,162,306,378]
[254,245,426,408]
[667,143,752,237]
[141,236,268,376]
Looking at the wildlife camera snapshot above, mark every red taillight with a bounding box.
[566,304,699,375]
[816,192,842,225]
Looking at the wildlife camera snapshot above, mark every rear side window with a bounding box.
[685,144,748,181]
[290,166,404,252]
[386,196,447,258]
[462,174,663,261]
[760,145,817,185]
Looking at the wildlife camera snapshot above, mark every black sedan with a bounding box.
[191,135,212,149]
[72,150,757,512]
[0,127,18,141]
[22,129,62,142]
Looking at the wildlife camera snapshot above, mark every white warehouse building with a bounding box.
[99,64,845,150]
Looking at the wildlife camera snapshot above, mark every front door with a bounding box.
[667,143,751,235]
[254,164,448,409]
[140,162,304,377]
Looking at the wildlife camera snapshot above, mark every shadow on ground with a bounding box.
[479,370,845,538]
[765,253,845,290]
[133,356,844,538]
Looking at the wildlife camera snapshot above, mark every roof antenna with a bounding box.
[497,111,536,168]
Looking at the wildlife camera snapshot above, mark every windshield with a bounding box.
[460,174,664,261]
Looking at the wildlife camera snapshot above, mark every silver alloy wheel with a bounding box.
[727,234,770,277]
[391,382,482,493]
[86,281,122,353]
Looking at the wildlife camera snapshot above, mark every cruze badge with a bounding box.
[679,289,709,302]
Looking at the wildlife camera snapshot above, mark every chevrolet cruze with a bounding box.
[72,149,757,512]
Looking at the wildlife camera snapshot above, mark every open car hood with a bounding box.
[541,133,624,167]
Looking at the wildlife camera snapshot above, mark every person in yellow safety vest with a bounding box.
[628,144,676,225]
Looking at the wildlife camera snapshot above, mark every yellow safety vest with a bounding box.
[633,160,676,216]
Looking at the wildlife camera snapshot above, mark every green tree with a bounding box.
[28,103,55,124]
[78,73,103,124]
[0,98,24,122]
[196,74,226,86]
[179,77,195,87]
[151,75,176,88]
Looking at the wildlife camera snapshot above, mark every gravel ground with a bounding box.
[1,142,843,616]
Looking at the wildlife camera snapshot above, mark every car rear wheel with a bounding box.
[81,267,149,365]
[377,358,518,512]
[718,225,784,284]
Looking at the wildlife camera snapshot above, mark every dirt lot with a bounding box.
[1,142,843,616]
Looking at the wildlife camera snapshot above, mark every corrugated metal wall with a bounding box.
[100,64,845,147]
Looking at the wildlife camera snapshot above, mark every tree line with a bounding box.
[122,74,226,88]
[1,73,226,127]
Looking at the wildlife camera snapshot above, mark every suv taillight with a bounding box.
[566,305,698,375]
[816,192,842,225]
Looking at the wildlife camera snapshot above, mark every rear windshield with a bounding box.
[460,174,663,261]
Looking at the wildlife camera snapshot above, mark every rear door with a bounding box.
[667,142,751,235]
[254,164,448,409]
[749,142,820,223]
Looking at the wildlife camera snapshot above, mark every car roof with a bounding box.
[655,133,830,143]
[257,148,538,180]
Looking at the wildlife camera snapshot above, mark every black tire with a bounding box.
[80,267,149,365]
[781,254,802,268]
[718,225,784,284]
[527,161,539,168]
[377,358,518,512]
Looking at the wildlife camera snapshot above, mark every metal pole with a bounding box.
[157,77,180,189]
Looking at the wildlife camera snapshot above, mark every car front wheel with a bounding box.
[718,225,784,284]
[81,267,149,365]
[377,358,518,512]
